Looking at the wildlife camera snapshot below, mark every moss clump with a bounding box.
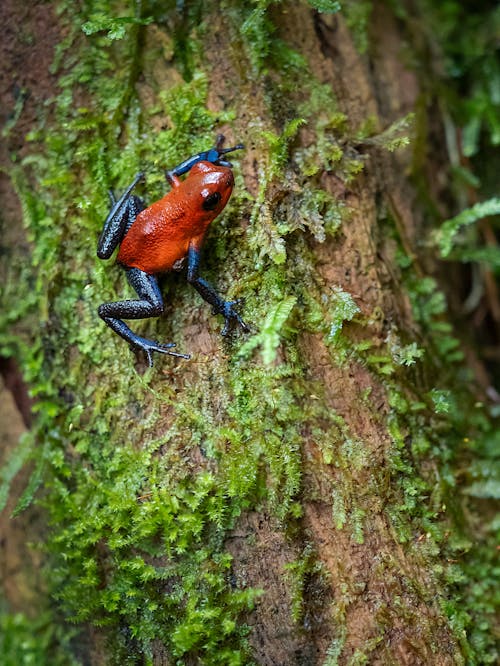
[1,0,498,663]
[283,543,328,623]
[0,607,79,666]
[368,211,500,663]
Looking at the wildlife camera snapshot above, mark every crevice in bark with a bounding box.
[0,357,33,428]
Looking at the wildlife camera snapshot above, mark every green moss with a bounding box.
[324,287,361,345]
[371,210,499,662]
[283,543,328,623]
[0,607,79,666]
[435,197,500,259]
[416,0,500,158]
[341,0,373,54]
[1,1,352,655]
[307,0,341,14]
[322,630,347,666]
[356,112,415,153]
[1,0,498,663]
[238,296,297,364]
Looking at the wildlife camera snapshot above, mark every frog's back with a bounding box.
[117,167,233,274]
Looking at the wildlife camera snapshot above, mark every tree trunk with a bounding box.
[0,1,497,665]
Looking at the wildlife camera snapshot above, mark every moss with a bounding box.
[435,197,500,259]
[368,210,500,662]
[1,1,352,657]
[415,0,500,159]
[356,112,415,153]
[1,0,266,660]
[341,0,373,54]
[283,543,328,624]
[0,606,79,666]
[1,0,498,663]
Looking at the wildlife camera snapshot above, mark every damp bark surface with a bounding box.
[0,2,494,665]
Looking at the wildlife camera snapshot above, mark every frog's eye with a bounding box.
[202,191,222,211]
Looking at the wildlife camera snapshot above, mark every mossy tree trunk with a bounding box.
[1,1,497,665]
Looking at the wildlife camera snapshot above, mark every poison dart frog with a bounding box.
[97,135,249,366]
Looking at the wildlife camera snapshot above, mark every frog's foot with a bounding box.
[131,337,190,368]
[217,299,250,337]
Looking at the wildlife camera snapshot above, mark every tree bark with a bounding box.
[0,1,496,665]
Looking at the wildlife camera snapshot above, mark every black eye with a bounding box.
[202,191,222,211]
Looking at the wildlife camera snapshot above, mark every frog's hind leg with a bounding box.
[98,268,190,367]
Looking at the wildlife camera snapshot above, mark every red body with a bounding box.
[117,161,234,274]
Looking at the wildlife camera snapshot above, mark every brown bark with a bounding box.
[0,2,487,665]
[0,0,60,621]
[218,8,459,661]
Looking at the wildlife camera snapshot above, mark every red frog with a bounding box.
[97,135,249,366]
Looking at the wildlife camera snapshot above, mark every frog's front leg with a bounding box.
[186,239,249,336]
[98,268,190,367]
[165,134,244,185]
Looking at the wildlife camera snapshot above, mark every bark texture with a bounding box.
[0,1,495,665]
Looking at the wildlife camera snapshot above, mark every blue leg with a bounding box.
[97,172,145,259]
[98,268,190,366]
[165,134,244,185]
[187,244,249,336]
